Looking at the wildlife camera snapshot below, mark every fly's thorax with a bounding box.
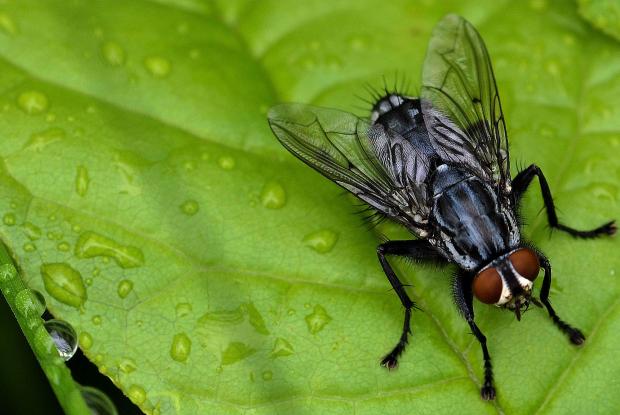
[472,247,541,308]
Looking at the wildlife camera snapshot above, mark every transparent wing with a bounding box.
[422,14,510,191]
[268,103,431,233]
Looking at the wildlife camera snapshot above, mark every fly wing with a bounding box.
[268,103,431,234]
[422,14,510,192]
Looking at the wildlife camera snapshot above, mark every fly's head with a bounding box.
[472,248,541,320]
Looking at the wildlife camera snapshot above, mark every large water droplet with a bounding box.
[0,12,18,36]
[76,165,90,197]
[144,56,171,78]
[101,41,125,66]
[271,337,294,358]
[79,331,93,350]
[305,305,332,334]
[175,302,192,318]
[17,90,49,115]
[40,263,87,309]
[127,384,147,405]
[221,342,256,365]
[119,357,137,373]
[260,181,286,209]
[180,200,199,216]
[117,279,134,299]
[75,231,144,268]
[81,386,118,415]
[44,319,78,361]
[302,229,338,253]
[170,332,192,362]
[23,127,65,152]
[23,222,42,240]
[3,212,15,226]
[218,156,235,170]
[0,263,16,282]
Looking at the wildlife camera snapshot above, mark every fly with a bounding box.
[267,14,616,400]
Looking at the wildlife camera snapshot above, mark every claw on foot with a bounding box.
[481,383,496,401]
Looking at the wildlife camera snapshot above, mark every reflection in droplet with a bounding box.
[81,386,119,415]
[44,319,78,361]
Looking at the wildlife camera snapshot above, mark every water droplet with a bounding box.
[262,370,273,381]
[75,165,90,197]
[94,353,104,363]
[218,156,235,170]
[271,337,294,358]
[23,128,65,152]
[180,200,199,216]
[119,357,137,373]
[91,316,102,326]
[101,41,125,66]
[144,56,171,78]
[47,230,63,241]
[198,306,244,325]
[40,263,87,309]
[244,302,269,335]
[221,342,256,365]
[260,181,286,209]
[0,12,18,36]
[305,305,332,334]
[170,332,192,362]
[3,212,15,226]
[586,183,618,202]
[23,242,36,252]
[79,331,93,350]
[17,90,49,115]
[23,222,41,240]
[287,308,295,316]
[85,278,93,286]
[81,386,118,415]
[57,241,70,252]
[117,279,134,299]
[302,229,338,253]
[127,384,147,405]
[44,319,78,360]
[0,263,17,282]
[610,269,616,276]
[175,302,192,318]
[75,231,144,268]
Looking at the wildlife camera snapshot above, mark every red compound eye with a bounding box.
[509,248,540,281]
[473,267,502,304]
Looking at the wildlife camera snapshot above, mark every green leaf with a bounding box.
[578,0,620,41]
[1,1,619,414]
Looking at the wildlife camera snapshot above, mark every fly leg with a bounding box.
[512,164,616,238]
[376,240,443,369]
[453,272,496,400]
[538,253,585,345]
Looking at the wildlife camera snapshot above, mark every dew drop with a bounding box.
[81,386,118,415]
[79,331,93,350]
[40,263,87,309]
[23,242,36,252]
[94,353,104,363]
[17,90,49,115]
[180,200,199,216]
[0,12,18,36]
[101,41,125,66]
[262,370,273,381]
[610,269,616,276]
[175,302,192,318]
[287,308,296,316]
[119,357,137,373]
[47,230,63,240]
[305,304,332,334]
[85,278,93,286]
[117,279,134,299]
[75,231,144,268]
[221,342,256,365]
[144,56,171,78]
[587,183,618,202]
[170,332,192,362]
[57,241,70,252]
[302,229,338,253]
[24,128,65,152]
[75,165,90,197]
[128,384,147,405]
[270,337,294,358]
[260,181,286,209]
[218,156,235,170]
[92,315,102,325]
[0,263,17,282]
[44,319,78,361]
[3,212,15,226]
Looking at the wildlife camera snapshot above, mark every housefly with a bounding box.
[267,14,616,400]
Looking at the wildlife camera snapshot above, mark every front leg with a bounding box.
[377,240,444,369]
[538,253,585,345]
[453,272,496,400]
[511,164,616,238]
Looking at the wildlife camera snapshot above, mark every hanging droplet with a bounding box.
[81,386,118,415]
[44,319,78,361]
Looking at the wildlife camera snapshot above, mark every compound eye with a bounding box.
[473,267,502,304]
[509,248,540,281]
